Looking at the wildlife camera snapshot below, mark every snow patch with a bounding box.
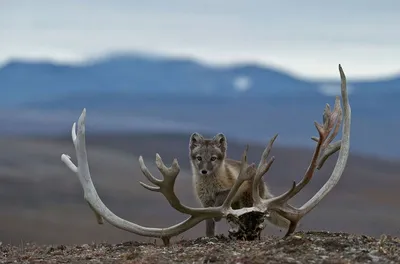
[233,76,252,92]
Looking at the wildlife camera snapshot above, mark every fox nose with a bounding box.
[201,170,208,175]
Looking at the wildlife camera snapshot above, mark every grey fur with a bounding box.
[189,132,289,237]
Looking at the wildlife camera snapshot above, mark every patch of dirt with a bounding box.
[1,231,400,263]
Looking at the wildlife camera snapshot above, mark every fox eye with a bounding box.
[210,156,217,161]
[196,156,202,161]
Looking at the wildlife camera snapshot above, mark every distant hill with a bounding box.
[1,52,398,107]
[0,53,322,107]
[0,53,399,159]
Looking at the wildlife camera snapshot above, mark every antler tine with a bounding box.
[221,145,254,209]
[272,119,329,203]
[138,153,200,215]
[320,97,342,151]
[316,140,341,169]
[61,108,251,246]
[138,156,163,191]
[71,122,77,147]
[252,134,278,205]
[265,64,351,237]
[137,154,180,192]
[311,94,342,165]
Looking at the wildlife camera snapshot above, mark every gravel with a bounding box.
[1,231,400,264]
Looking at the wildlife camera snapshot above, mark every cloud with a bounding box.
[0,0,399,79]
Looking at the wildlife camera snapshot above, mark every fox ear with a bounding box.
[189,132,204,148]
[213,133,227,152]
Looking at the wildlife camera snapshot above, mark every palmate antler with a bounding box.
[61,64,351,246]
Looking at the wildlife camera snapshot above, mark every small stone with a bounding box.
[82,244,90,249]
[57,245,66,250]
[368,253,380,263]
[203,254,218,263]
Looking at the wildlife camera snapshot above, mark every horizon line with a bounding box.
[0,49,398,83]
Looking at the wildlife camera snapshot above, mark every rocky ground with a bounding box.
[1,231,400,264]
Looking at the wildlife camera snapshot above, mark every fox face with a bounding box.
[189,132,227,176]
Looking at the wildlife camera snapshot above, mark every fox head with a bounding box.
[189,132,227,176]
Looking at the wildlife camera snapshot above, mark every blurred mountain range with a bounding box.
[0,53,399,158]
[1,53,318,106]
[2,52,399,106]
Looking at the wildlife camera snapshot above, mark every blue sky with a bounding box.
[0,0,399,79]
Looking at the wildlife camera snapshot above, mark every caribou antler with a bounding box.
[61,117,257,245]
[243,64,351,237]
[61,64,351,245]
